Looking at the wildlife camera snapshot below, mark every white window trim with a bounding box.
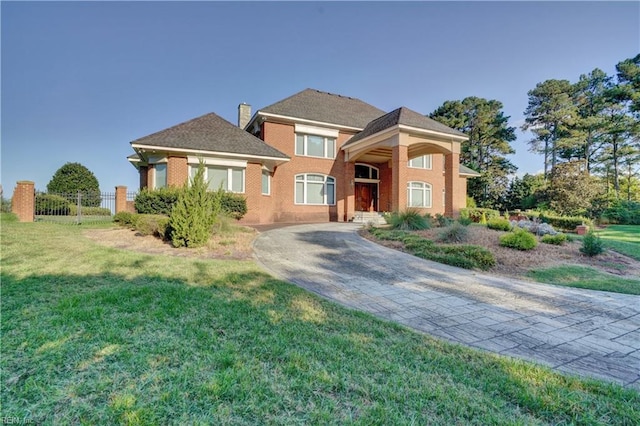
[407,181,433,208]
[295,123,339,138]
[295,133,337,159]
[408,154,433,170]
[262,170,271,196]
[294,173,336,206]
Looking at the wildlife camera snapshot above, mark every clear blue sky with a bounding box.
[2,1,638,196]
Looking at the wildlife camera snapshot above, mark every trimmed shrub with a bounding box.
[46,162,101,207]
[388,210,431,231]
[35,193,70,215]
[69,205,112,216]
[580,231,604,257]
[539,213,592,231]
[500,228,538,250]
[169,164,219,248]
[114,211,139,227]
[460,208,500,223]
[369,228,409,241]
[541,234,567,245]
[1,197,12,213]
[134,187,182,215]
[136,214,170,239]
[220,191,248,220]
[438,222,469,243]
[487,218,512,232]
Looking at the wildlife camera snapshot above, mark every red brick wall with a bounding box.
[262,122,355,222]
[139,166,149,190]
[391,144,408,211]
[240,162,275,224]
[405,154,446,215]
[11,181,34,222]
[167,156,188,187]
[445,153,465,217]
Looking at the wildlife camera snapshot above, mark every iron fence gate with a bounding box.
[35,190,119,224]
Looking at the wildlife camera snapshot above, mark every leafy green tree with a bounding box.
[430,97,516,209]
[547,160,604,216]
[46,162,100,207]
[522,80,577,178]
[505,173,547,211]
[169,162,220,248]
[615,53,640,114]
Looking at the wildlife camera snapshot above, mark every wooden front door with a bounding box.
[355,183,378,212]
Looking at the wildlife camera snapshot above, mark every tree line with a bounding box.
[430,54,639,218]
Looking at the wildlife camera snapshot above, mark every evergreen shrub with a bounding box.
[388,210,431,231]
[541,234,567,245]
[580,231,604,257]
[487,218,512,232]
[499,228,538,250]
[134,187,182,215]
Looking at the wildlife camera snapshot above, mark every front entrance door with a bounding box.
[355,183,378,212]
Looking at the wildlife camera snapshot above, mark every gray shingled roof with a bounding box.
[344,107,468,147]
[131,113,289,159]
[259,88,386,129]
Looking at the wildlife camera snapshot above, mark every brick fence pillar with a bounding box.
[12,181,35,222]
[115,186,128,214]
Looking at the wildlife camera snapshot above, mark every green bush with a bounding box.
[460,208,500,223]
[499,228,538,250]
[68,205,112,216]
[539,213,592,231]
[134,187,182,215]
[1,197,12,213]
[541,234,567,245]
[457,216,473,226]
[220,191,248,220]
[35,193,71,215]
[487,218,512,232]
[367,228,495,271]
[136,214,170,239]
[169,164,219,248]
[388,210,431,231]
[435,213,454,227]
[603,200,640,225]
[46,162,101,207]
[438,222,469,243]
[1,212,18,222]
[580,231,604,257]
[113,211,139,227]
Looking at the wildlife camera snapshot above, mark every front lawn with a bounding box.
[598,225,640,261]
[1,221,639,424]
[527,265,640,295]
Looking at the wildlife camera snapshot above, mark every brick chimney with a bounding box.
[238,103,251,129]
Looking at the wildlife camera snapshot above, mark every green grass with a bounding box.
[597,225,640,261]
[527,265,640,295]
[2,222,639,424]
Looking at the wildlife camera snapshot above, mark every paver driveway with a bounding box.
[253,223,640,389]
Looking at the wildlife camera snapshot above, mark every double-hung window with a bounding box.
[407,181,432,208]
[408,155,432,169]
[295,134,336,159]
[295,174,335,205]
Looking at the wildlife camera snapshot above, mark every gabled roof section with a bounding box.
[258,88,386,129]
[459,164,481,177]
[344,107,468,147]
[131,113,289,159]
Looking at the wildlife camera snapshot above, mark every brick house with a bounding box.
[128,89,478,224]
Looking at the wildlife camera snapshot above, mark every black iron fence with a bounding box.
[35,190,117,224]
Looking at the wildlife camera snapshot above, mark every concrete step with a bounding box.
[352,212,387,225]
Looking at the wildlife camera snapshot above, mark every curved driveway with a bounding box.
[253,223,640,389]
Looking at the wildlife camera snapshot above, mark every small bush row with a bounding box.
[369,228,496,270]
[114,212,170,239]
[134,186,247,220]
[541,234,567,246]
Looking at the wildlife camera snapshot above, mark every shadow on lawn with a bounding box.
[2,269,638,424]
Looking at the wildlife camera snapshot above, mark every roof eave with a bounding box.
[131,143,290,164]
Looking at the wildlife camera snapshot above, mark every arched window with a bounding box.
[408,154,432,169]
[355,164,379,180]
[407,182,432,208]
[295,174,336,205]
